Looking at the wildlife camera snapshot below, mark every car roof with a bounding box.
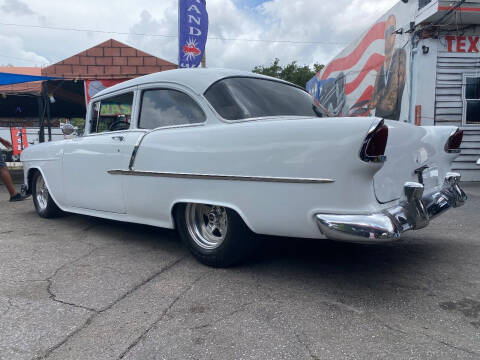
[93,68,293,99]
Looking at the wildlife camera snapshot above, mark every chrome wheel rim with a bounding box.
[185,204,228,250]
[35,175,49,211]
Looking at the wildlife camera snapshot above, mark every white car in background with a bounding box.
[21,69,467,267]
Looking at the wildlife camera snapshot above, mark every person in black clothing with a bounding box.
[370,15,407,121]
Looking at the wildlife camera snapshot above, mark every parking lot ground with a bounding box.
[0,184,479,360]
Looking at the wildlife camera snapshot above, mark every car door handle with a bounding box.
[111,136,125,142]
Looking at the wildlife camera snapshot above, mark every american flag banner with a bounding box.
[309,21,386,117]
[308,7,409,121]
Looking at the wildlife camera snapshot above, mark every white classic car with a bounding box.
[21,69,467,267]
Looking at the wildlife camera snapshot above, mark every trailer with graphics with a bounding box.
[308,0,480,181]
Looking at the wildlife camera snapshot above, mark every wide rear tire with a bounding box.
[175,203,255,268]
[32,171,63,218]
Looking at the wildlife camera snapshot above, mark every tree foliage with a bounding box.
[252,58,324,88]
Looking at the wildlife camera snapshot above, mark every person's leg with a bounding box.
[0,166,17,197]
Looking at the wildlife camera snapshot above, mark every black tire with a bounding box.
[175,204,255,268]
[31,171,63,218]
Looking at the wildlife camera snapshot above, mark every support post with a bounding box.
[37,95,45,143]
[46,83,52,142]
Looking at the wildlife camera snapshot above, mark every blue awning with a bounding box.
[0,72,60,86]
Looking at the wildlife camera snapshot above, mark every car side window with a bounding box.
[90,92,134,134]
[138,89,206,129]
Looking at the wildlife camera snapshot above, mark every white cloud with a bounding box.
[0,0,398,70]
[0,35,48,66]
[1,0,34,16]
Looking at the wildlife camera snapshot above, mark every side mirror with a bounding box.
[62,123,75,136]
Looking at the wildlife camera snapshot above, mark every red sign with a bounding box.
[84,79,129,105]
[445,36,479,53]
[10,127,28,156]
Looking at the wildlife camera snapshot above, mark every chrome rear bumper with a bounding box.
[315,172,467,243]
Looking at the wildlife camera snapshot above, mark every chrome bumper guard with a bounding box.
[315,172,467,243]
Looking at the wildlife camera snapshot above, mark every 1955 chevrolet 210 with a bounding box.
[21,69,467,267]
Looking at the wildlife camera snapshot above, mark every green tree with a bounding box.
[253,58,324,88]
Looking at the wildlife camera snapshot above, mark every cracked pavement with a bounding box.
[0,184,479,359]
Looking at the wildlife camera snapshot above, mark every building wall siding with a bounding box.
[435,40,480,181]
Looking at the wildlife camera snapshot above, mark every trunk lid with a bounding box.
[373,121,457,203]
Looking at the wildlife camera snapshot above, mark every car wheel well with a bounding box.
[173,202,256,267]
[27,168,40,194]
[171,202,184,229]
[170,202,253,233]
[30,169,63,218]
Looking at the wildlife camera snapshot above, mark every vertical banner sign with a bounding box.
[10,127,28,156]
[178,0,209,68]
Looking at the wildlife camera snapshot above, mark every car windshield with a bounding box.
[204,77,321,121]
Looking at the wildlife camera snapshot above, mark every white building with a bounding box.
[308,0,480,181]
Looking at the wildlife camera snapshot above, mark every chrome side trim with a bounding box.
[316,172,467,244]
[20,158,59,162]
[129,131,150,170]
[83,130,148,139]
[108,169,335,184]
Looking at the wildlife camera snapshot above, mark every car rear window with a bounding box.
[204,77,320,121]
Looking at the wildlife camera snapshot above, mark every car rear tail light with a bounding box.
[445,128,463,153]
[360,119,389,163]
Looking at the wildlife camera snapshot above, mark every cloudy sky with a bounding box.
[0,0,397,70]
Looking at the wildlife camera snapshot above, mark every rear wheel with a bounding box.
[32,171,62,218]
[175,203,255,267]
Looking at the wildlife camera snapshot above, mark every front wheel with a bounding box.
[32,171,62,218]
[175,203,255,267]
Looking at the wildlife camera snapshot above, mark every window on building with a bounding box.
[465,76,480,125]
[419,0,432,10]
[138,89,206,129]
[90,92,134,133]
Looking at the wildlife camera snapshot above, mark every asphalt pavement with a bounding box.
[0,184,479,360]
